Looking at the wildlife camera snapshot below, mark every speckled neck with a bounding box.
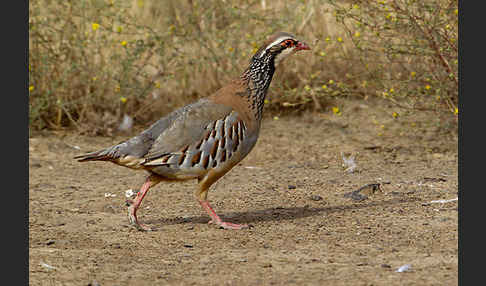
[240,54,276,120]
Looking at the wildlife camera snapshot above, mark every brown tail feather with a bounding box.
[74,150,112,162]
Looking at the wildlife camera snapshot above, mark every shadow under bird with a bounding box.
[74,32,310,231]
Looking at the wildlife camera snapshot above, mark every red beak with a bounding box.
[296,41,311,51]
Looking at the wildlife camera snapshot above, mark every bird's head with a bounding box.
[252,32,311,65]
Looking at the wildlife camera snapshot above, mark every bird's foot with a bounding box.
[208,220,249,230]
[127,205,154,232]
[199,200,249,230]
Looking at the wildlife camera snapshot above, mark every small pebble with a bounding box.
[40,262,56,270]
[310,195,323,201]
[88,280,100,286]
[288,185,296,190]
[125,189,136,198]
[396,264,412,272]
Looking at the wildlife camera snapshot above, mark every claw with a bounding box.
[218,222,249,230]
[125,175,161,231]
[128,205,154,231]
[200,201,249,230]
[208,219,248,229]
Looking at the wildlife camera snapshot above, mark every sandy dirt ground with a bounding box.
[29,97,458,285]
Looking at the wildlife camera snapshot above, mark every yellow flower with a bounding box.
[410,71,416,77]
[354,31,360,37]
[154,81,161,89]
[29,85,34,92]
[325,36,331,42]
[228,47,234,52]
[337,37,343,43]
[454,107,458,115]
[389,88,394,93]
[352,4,359,9]
[454,9,458,15]
[328,79,334,84]
[319,51,326,57]
[117,26,123,33]
[92,23,100,31]
[273,116,279,120]
[120,97,127,103]
[425,85,431,90]
[264,99,270,104]
[121,40,127,46]
[332,106,341,115]
[322,84,328,90]
[392,112,398,118]
[92,77,97,81]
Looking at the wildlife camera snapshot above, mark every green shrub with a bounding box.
[326,0,458,114]
[29,0,458,133]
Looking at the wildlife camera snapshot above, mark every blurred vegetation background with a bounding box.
[29,0,458,134]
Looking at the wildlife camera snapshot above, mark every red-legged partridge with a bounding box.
[75,32,310,231]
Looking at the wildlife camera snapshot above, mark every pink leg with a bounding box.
[127,175,160,231]
[198,200,249,230]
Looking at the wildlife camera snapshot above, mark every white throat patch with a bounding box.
[274,46,297,65]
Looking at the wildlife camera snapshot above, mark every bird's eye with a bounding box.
[281,39,294,48]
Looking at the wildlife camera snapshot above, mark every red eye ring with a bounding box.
[281,39,294,47]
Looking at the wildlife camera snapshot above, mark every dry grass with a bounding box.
[29,0,458,134]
